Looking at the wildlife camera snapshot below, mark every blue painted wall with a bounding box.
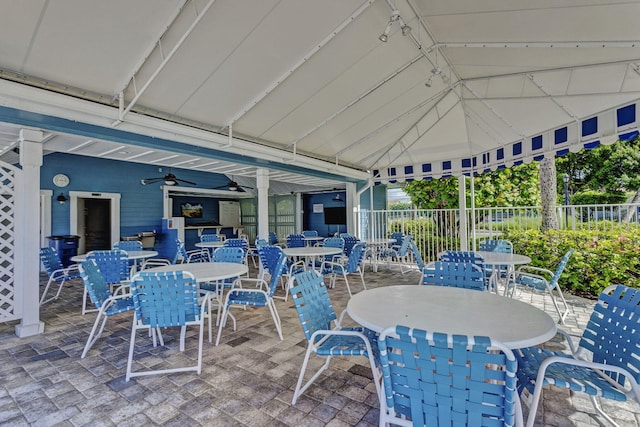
[303,192,347,237]
[42,153,231,244]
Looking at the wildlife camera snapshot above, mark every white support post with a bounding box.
[458,175,468,251]
[15,129,45,337]
[256,168,269,240]
[346,182,356,235]
[295,192,303,234]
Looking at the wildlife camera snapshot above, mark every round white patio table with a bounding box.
[195,241,225,249]
[71,250,158,263]
[346,285,556,349]
[475,251,531,295]
[143,262,248,283]
[364,238,396,272]
[283,246,342,269]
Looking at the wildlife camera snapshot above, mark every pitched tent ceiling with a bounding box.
[0,0,639,186]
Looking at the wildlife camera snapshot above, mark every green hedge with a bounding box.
[503,228,640,296]
[389,218,640,296]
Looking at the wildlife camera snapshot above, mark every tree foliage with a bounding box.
[403,163,540,209]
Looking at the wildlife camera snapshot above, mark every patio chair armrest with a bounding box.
[554,328,580,354]
[288,260,306,275]
[514,270,550,284]
[198,291,213,317]
[516,265,553,277]
[113,283,131,296]
[65,263,81,274]
[537,355,640,397]
[234,277,268,291]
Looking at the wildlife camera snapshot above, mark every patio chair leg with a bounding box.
[292,346,333,405]
[125,319,139,382]
[81,309,109,358]
[39,277,59,305]
[268,300,283,340]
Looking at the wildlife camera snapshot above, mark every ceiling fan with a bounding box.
[213,179,254,192]
[140,172,196,186]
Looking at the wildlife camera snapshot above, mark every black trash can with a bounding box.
[47,235,81,267]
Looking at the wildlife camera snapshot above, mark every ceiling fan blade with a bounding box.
[176,178,197,185]
[141,177,163,184]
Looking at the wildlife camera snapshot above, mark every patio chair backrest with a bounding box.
[286,233,305,248]
[200,233,221,242]
[255,238,268,248]
[113,240,143,251]
[224,238,248,254]
[322,237,344,261]
[268,231,280,245]
[130,271,199,327]
[479,239,513,253]
[579,284,640,387]
[395,235,412,256]
[549,249,574,289]
[79,259,112,309]
[342,235,359,257]
[40,247,65,275]
[424,261,485,290]
[302,230,318,237]
[408,240,425,270]
[344,243,367,274]
[264,247,288,298]
[390,232,404,244]
[211,246,245,264]
[86,249,130,284]
[378,325,520,427]
[440,250,485,268]
[290,269,337,340]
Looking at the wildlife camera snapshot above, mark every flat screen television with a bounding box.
[324,207,346,225]
[181,202,203,218]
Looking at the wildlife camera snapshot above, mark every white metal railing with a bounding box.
[356,203,640,262]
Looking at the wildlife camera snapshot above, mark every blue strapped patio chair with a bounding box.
[125,270,210,381]
[439,250,488,289]
[247,237,267,268]
[215,246,288,345]
[268,231,285,247]
[342,235,359,258]
[289,269,381,405]
[515,284,640,427]
[511,249,573,324]
[286,233,305,248]
[39,247,82,305]
[320,236,344,263]
[200,233,222,242]
[258,244,303,301]
[422,260,486,291]
[78,260,135,358]
[378,325,523,427]
[302,230,318,237]
[479,239,513,290]
[85,249,131,315]
[321,242,367,296]
[173,239,210,263]
[223,238,249,264]
[383,235,413,274]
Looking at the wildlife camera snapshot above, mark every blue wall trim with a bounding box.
[0,105,358,183]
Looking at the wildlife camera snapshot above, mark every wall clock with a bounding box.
[53,173,70,188]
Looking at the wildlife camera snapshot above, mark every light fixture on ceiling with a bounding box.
[57,192,68,205]
[401,23,412,36]
[378,9,400,42]
[333,193,344,202]
[632,63,640,77]
[164,178,177,186]
[425,67,447,87]
[228,182,238,191]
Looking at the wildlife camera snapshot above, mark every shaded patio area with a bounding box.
[1,265,638,426]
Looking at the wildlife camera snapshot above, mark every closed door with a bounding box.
[83,198,111,252]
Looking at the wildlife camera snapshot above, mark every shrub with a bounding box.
[504,227,640,296]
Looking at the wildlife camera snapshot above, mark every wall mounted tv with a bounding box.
[181,202,203,218]
[324,207,346,225]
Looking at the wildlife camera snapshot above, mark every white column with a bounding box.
[458,175,468,251]
[256,168,269,240]
[346,182,356,235]
[15,129,45,337]
[295,192,303,233]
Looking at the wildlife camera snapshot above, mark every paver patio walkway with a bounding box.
[1,262,638,426]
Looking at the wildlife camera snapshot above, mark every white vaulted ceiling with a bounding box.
[0,0,638,187]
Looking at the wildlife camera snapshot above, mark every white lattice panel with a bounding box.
[0,162,17,322]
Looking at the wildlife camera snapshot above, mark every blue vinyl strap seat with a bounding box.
[39,246,82,305]
[378,325,522,427]
[125,270,210,381]
[515,284,640,427]
[289,269,381,405]
[286,233,305,248]
[78,259,135,358]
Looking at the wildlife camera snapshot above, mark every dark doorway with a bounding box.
[84,198,111,251]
